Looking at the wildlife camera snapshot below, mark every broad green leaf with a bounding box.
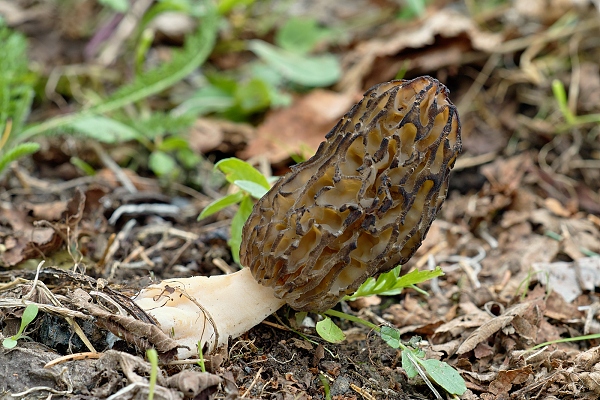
[198,191,245,220]
[276,18,330,54]
[248,40,340,87]
[401,351,419,378]
[316,317,345,343]
[234,180,269,199]
[421,359,467,395]
[248,64,292,107]
[158,136,189,152]
[20,304,39,331]
[214,158,270,189]
[176,148,202,169]
[173,85,234,117]
[235,78,271,114]
[229,195,254,264]
[148,150,177,177]
[68,115,141,143]
[380,326,401,349]
[2,338,17,349]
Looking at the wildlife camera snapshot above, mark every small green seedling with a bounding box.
[381,328,466,397]
[146,348,158,400]
[314,266,467,397]
[552,79,600,131]
[2,304,39,349]
[197,341,206,372]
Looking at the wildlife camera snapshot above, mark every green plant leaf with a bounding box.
[316,316,345,343]
[158,136,190,152]
[421,358,467,395]
[198,191,245,220]
[70,157,97,176]
[276,18,330,54]
[248,40,340,87]
[380,326,401,349]
[217,0,256,14]
[0,142,40,176]
[148,150,177,177]
[234,78,271,114]
[228,195,254,264]
[173,85,235,117]
[214,158,270,189]
[234,180,269,199]
[0,25,37,149]
[346,266,444,301]
[67,115,142,143]
[99,0,129,12]
[2,304,39,349]
[20,304,39,333]
[401,350,419,378]
[176,147,202,169]
[2,338,17,349]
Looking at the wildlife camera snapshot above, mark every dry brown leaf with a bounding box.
[166,370,222,398]
[457,302,536,355]
[240,89,356,163]
[434,302,491,338]
[579,371,600,395]
[488,366,534,396]
[533,257,600,303]
[189,118,255,154]
[69,289,180,357]
[339,8,501,90]
[0,189,85,266]
[575,346,600,371]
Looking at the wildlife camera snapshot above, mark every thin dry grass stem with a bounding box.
[241,367,263,398]
[495,16,600,55]
[457,53,501,116]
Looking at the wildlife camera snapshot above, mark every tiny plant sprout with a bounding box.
[134,76,461,359]
[2,304,39,349]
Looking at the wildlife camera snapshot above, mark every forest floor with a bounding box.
[1,1,600,399]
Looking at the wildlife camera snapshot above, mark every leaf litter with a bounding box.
[1,0,600,399]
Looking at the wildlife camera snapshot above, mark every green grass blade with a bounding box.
[17,1,219,143]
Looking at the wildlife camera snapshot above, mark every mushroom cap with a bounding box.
[240,76,462,311]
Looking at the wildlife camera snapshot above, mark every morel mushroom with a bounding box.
[134,76,461,358]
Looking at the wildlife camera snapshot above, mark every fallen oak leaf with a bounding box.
[457,300,541,355]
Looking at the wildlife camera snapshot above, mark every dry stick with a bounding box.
[91,141,137,193]
[44,352,102,369]
[241,367,263,398]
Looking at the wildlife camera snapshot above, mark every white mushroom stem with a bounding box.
[134,267,286,359]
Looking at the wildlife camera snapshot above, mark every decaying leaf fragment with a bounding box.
[242,76,462,311]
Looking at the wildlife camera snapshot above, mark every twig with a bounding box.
[241,367,263,398]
